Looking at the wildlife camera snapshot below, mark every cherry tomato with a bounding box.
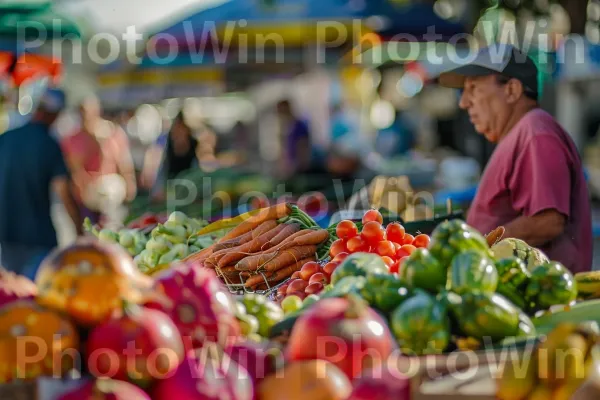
[389,261,401,274]
[393,242,402,252]
[375,240,396,258]
[413,234,431,248]
[336,220,359,240]
[402,233,415,245]
[323,262,338,278]
[381,256,394,267]
[396,247,410,259]
[346,236,369,253]
[401,244,417,256]
[385,222,406,244]
[361,221,386,244]
[362,209,383,225]
[332,252,349,263]
[329,239,347,258]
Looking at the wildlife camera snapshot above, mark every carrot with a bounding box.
[218,223,287,268]
[266,222,300,249]
[270,255,316,274]
[218,203,292,243]
[182,246,213,263]
[244,272,269,288]
[262,257,314,285]
[292,229,329,246]
[235,251,278,272]
[252,220,278,239]
[262,245,317,273]
[268,229,312,253]
[213,231,253,252]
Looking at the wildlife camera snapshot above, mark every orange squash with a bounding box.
[0,300,79,383]
[258,360,352,400]
[35,238,152,326]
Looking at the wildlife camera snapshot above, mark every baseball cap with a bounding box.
[39,88,66,113]
[437,44,539,99]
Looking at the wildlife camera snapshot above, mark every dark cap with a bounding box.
[438,44,539,99]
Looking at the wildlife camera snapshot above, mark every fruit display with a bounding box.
[497,322,600,400]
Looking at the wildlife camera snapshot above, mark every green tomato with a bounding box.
[281,296,303,314]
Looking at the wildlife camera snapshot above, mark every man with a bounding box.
[438,44,592,273]
[61,96,137,223]
[0,88,83,278]
[276,100,312,177]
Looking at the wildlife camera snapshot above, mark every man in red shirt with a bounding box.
[438,44,592,273]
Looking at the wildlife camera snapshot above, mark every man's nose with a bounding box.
[458,91,470,110]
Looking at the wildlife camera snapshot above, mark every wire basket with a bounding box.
[215,267,291,299]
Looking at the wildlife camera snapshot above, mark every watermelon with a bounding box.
[491,238,549,271]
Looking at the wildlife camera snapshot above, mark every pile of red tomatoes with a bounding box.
[329,210,431,274]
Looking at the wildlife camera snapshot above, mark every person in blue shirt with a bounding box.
[0,88,83,279]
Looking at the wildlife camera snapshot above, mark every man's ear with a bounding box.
[505,79,524,103]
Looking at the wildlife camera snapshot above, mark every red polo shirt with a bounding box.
[467,109,592,273]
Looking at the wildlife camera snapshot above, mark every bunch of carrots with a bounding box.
[185,203,330,291]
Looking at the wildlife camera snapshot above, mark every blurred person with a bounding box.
[61,96,137,224]
[438,44,592,273]
[276,100,312,177]
[374,111,415,159]
[151,112,202,201]
[140,115,172,190]
[0,88,83,278]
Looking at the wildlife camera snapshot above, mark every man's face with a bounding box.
[459,75,512,143]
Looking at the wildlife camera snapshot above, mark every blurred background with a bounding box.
[2,0,600,261]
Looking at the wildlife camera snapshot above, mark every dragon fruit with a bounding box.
[0,268,36,306]
[58,379,151,400]
[153,348,253,400]
[145,262,240,350]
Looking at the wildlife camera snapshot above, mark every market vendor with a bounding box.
[437,44,592,273]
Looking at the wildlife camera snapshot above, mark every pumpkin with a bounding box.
[35,238,152,326]
[0,268,37,307]
[258,360,352,400]
[0,300,79,383]
[86,305,185,387]
[58,378,151,400]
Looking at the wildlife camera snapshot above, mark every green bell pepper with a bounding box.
[400,248,446,293]
[495,257,530,310]
[429,219,491,268]
[330,253,387,285]
[447,291,521,343]
[390,290,450,356]
[361,273,411,313]
[517,312,536,337]
[525,262,577,312]
[447,250,498,295]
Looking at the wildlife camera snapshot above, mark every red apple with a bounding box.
[299,262,321,281]
[290,271,302,280]
[309,272,328,285]
[305,282,324,295]
[287,279,309,295]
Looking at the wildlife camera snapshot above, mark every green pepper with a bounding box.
[320,276,367,300]
[447,291,521,343]
[400,248,446,293]
[517,312,536,337]
[525,262,577,312]
[330,253,387,285]
[495,257,530,310]
[361,273,411,313]
[390,290,450,356]
[447,250,498,295]
[429,219,491,268]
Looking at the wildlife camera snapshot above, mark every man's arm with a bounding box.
[503,209,566,247]
[52,176,83,236]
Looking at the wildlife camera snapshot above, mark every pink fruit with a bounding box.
[145,263,240,350]
[286,291,307,301]
[299,262,320,281]
[226,341,277,399]
[86,306,184,387]
[58,379,151,400]
[153,350,253,400]
[349,366,410,400]
[0,268,36,307]
[309,272,328,285]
